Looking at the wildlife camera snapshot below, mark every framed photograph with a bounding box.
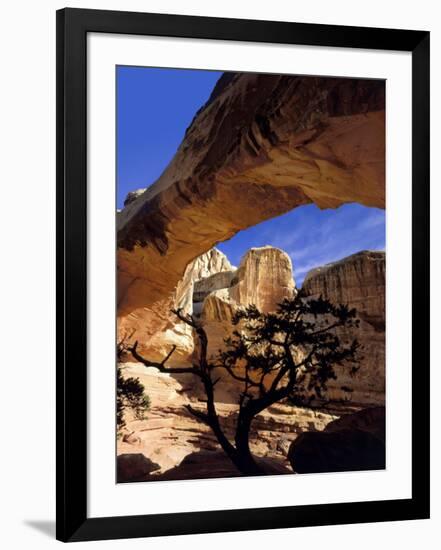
[56,8,430,542]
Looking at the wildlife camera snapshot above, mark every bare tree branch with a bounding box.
[130,341,199,375]
[171,307,198,329]
[214,361,261,388]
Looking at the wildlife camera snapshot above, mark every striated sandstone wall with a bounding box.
[198,247,386,406]
[229,246,295,311]
[302,250,385,330]
[201,246,295,358]
[302,251,385,404]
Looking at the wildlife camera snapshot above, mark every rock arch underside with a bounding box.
[117,72,385,404]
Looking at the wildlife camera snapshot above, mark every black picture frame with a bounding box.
[56,7,430,543]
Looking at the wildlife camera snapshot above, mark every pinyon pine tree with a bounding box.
[130,290,360,476]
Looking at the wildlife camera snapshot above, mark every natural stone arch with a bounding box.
[117,73,385,319]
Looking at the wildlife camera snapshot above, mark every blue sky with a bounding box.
[216,204,385,285]
[117,66,222,208]
[117,67,385,286]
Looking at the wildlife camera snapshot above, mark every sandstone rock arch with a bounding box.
[117,73,385,318]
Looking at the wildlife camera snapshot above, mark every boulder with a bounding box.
[288,429,385,474]
[287,407,386,473]
[325,406,385,442]
[117,453,161,482]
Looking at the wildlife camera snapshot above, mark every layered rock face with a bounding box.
[229,247,295,311]
[201,246,295,359]
[175,247,233,315]
[193,269,236,316]
[115,72,386,481]
[119,244,296,372]
[303,250,385,330]
[197,247,385,406]
[117,74,385,318]
[302,251,385,404]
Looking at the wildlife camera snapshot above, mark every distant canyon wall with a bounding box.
[199,247,385,405]
[302,251,385,404]
[121,242,385,406]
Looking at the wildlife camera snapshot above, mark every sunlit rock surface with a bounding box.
[229,246,295,311]
[201,246,295,362]
[117,250,386,480]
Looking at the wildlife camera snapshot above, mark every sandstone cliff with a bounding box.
[115,71,386,481]
[197,247,385,406]
[201,246,295,360]
[302,250,385,330]
[120,245,385,406]
[229,246,295,311]
[302,251,385,404]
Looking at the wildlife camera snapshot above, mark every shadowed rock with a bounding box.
[155,450,292,481]
[288,407,386,473]
[325,406,385,442]
[117,453,161,483]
